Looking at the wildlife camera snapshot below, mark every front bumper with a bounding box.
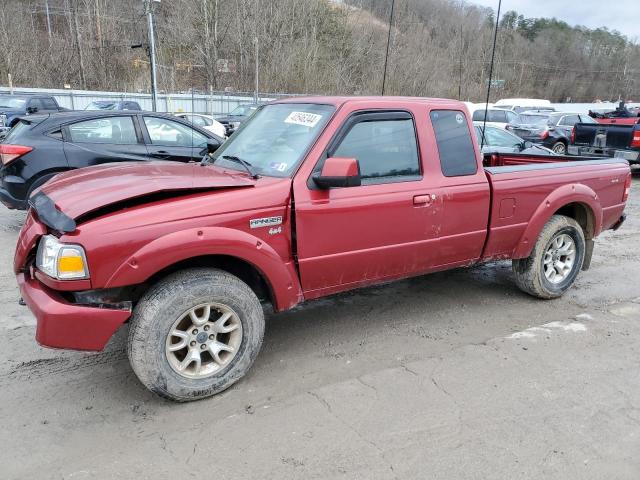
[17,272,131,351]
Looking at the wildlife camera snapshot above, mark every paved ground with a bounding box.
[1,172,639,480]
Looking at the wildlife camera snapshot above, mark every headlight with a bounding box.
[36,234,89,280]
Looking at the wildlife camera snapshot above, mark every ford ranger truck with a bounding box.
[14,97,631,401]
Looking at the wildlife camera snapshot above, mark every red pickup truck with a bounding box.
[15,97,631,401]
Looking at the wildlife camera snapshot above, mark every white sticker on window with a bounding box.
[284,111,322,128]
[456,113,464,124]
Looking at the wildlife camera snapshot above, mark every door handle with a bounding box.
[413,194,436,205]
[151,150,171,159]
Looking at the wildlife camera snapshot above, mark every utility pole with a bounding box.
[145,0,159,111]
[71,0,86,89]
[254,36,259,103]
[458,0,464,100]
[481,0,502,149]
[44,0,52,45]
[381,0,395,96]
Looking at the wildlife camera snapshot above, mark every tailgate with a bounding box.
[574,123,634,149]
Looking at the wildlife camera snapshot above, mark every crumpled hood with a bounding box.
[38,161,255,221]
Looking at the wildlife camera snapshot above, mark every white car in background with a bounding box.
[173,113,227,138]
[494,98,554,113]
[469,106,519,129]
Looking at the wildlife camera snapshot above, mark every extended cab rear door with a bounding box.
[292,102,442,299]
[427,109,490,266]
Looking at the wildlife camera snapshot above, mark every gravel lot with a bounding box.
[1,171,639,479]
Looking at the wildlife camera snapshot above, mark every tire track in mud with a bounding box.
[0,349,127,385]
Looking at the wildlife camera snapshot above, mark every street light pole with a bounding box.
[145,0,159,111]
[254,36,259,104]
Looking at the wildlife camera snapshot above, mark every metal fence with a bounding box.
[1,86,636,117]
[0,86,301,115]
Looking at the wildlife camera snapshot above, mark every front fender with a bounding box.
[105,227,303,311]
[512,183,602,259]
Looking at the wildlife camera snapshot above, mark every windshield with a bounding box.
[517,114,550,126]
[0,97,27,109]
[85,102,116,110]
[228,105,257,116]
[212,103,335,177]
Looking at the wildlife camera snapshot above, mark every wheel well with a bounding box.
[145,255,274,306]
[554,202,594,239]
[27,168,72,197]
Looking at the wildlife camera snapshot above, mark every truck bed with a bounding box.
[481,155,629,260]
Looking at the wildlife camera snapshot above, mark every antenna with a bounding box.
[481,0,502,149]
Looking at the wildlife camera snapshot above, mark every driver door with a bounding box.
[292,108,442,299]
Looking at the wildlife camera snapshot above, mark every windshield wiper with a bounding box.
[216,155,260,179]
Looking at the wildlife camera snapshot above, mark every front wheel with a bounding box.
[127,268,265,401]
[512,215,585,299]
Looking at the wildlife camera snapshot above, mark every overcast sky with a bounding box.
[468,0,640,41]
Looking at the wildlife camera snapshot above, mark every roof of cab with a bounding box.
[271,96,467,108]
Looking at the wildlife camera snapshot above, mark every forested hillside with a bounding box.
[0,0,637,101]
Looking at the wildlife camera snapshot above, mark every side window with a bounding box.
[41,98,58,110]
[332,117,420,184]
[191,116,207,127]
[47,129,63,140]
[506,111,518,123]
[68,116,138,144]
[489,110,507,123]
[579,115,597,124]
[28,98,43,111]
[560,115,580,126]
[430,110,477,177]
[144,116,207,147]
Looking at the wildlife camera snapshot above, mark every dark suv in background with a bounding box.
[84,100,142,111]
[0,111,222,209]
[507,111,598,154]
[215,102,263,136]
[0,94,67,134]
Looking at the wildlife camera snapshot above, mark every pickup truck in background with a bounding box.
[14,96,631,401]
[0,94,67,135]
[569,120,640,164]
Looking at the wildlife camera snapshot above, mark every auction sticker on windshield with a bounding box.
[284,111,323,128]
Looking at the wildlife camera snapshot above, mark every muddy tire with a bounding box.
[512,215,585,299]
[127,268,264,401]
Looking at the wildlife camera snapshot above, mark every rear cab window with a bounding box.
[430,110,477,176]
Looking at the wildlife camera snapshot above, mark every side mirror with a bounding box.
[206,138,221,153]
[313,157,361,189]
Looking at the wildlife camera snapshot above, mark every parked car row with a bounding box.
[0,111,224,209]
[0,94,266,209]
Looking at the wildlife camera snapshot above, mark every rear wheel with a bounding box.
[127,268,265,401]
[551,141,567,154]
[512,215,585,299]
